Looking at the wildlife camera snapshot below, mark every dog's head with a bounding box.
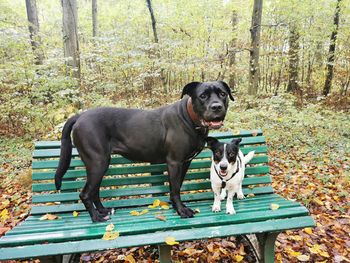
[206,137,241,177]
[181,81,234,129]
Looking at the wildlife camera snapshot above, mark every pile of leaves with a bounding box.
[0,94,349,262]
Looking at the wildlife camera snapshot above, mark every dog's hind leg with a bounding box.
[92,157,112,217]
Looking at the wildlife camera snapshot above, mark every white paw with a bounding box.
[226,204,236,214]
[237,193,245,200]
[212,203,221,212]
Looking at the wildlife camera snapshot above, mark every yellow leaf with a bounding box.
[235,255,244,262]
[139,209,149,215]
[40,214,59,220]
[319,251,330,258]
[309,244,321,254]
[297,254,310,261]
[102,231,119,240]
[165,236,179,245]
[304,227,313,235]
[153,199,161,207]
[288,250,301,257]
[313,198,324,206]
[72,211,79,217]
[159,201,169,206]
[161,205,169,210]
[106,223,115,232]
[0,209,10,222]
[125,254,136,263]
[270,203,280,210]
[130,210,140,216]
[290,235,303,241]
[148,205,156,209]
[1,200,10,209]
[194,208,200,214]
[247,193,255,197]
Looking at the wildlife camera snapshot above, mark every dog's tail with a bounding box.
[55,114,80,190]
[243,151,255,165]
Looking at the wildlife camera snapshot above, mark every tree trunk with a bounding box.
[25,0,44,65]
[323,0,342,96]
[62,0,80,79]
[146,0,159,43]
[287,25,300,93]
[248,0,263,95]
[92,0,98,37]
[228,10,238,91]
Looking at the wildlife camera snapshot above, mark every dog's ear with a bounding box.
[231,138,242,146]
[206,137,219,150]
[219,81,235,101]
[181,82,201,99]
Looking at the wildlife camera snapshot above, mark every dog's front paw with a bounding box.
[226,205,236,215]
[237,193,245,200]
[92,213,110,222]
[212,204,221,212]
[177,205,195,218]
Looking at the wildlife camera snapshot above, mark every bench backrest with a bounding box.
[31,129,272,215]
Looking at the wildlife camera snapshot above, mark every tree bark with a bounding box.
[228,10,238,91]
[62,0,80,79]
[25,0,44,65]
[287,25,300,93]
[323,0,341,96]
[146,0,159,43]
[92,0,98,37]
[248,0,263,95]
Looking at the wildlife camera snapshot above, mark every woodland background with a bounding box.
[0,0,349,262]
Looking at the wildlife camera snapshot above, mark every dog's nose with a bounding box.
[220,163,228,170]
[211,103,223,112]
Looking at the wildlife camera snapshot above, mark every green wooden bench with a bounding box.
[0,129,315,262]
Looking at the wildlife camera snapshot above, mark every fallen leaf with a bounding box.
[159,201,169,206]
[270,203,280,210]
[165,236,179,245]
[125,254,136,263]
[40,214,59,220]
[102,231,119,240]
[304,227,313,235]
[72,211,79,217]
[139,209,149,215]
[161,205,169,210]
[309,244,321,254]
[247,193,255,197]
[194,208,200,214]
[155,215,166,221]
[130,210,140,216]
[0,209,10,222]
[313,198,324,206]
[319,251,330,258]
[297,254,310,261]
[106,223,115,232]
[235,254,244,262]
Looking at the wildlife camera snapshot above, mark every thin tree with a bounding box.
[146,0,159,43]
[323,0,342,96]
[62,0,80,79]
[248,0,263,95]
[287,25,300,93]
[228,10,238,91]
[92,0,98,37]
[25,0,44,65]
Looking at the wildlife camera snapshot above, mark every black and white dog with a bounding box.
[55,81,234,222]
[206,137,254,214]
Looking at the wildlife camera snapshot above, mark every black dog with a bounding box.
[55,81,234,222]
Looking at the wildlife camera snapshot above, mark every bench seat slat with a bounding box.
[0,203,309,247]
[32,173,271,192]
[9,198,297,235]
[32,182,273,203]
[0,214,314,260]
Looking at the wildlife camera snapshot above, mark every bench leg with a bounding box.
[158,245,172,263]
[38,254,80,263]
[243,232,279,263]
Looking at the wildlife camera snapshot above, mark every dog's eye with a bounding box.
[215,151,221,157]
[200,94,207,99]
[219,91,226,97]
[229,153,235,157]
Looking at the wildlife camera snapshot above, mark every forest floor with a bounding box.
[0,94,349,262]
